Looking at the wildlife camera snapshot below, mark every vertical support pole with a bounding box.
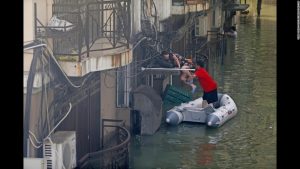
[86,4,90,58]
[127,0,131,46]
[102,0,104,37]
[101,119,104,149]
[78,9,82,62]
[113,5,116,47]
[97,3,100,37]
[170,75,173,85]
[34,3,37,39]
[257,0,262,17]
[151,74,154,87]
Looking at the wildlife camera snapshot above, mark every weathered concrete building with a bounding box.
[24,0,133,167]
[24,0,248,168]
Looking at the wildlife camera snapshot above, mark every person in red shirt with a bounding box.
[193,59,218,108]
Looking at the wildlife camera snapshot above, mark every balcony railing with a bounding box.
[85,0,131,54]
[78,119,130,169]
[35,0,131,62]
[172,0,208,6]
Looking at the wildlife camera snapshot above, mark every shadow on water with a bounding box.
[130,15,276,169]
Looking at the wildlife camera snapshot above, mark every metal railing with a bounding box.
[34,0,130,62]
[35,2,85,61]
[193,30,227,65]
[86,0,130,54]
[78,119,130,169]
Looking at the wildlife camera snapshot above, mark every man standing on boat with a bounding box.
[193,58,218,108]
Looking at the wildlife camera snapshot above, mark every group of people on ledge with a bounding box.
[150,51,218,108]
[148,25,238,108]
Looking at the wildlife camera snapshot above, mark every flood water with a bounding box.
[129,15,276,169]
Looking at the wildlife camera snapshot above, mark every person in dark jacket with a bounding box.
[151,51,180,68]
[150,51,197,93]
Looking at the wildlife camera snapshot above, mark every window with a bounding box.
[116,65,130,107]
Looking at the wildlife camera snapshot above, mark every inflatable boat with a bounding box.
[165,94,237,127]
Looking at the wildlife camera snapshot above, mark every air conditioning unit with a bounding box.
[24,158,44,169]
[43,131,76,169]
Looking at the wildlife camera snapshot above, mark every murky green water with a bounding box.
[129,16,276,169]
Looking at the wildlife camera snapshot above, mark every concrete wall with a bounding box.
[215,5,222,28]
[24,0,53,74]
[58,46,133,77]
[32,0,52,25]
[100,69,132,136]
[97,67,132,150]
[24,0,34,73]
[24,51,33,73]
[116,107,131,129]
[153,0,171,21]
[24,0,34,42]
[132,0,141,34]
[207,6,213,32]
[209,1,222,29]
[24,0,52,41]
[100,68,131,140]
[100,70,117,120]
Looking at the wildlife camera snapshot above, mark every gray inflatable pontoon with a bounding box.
[165,94,237,127]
